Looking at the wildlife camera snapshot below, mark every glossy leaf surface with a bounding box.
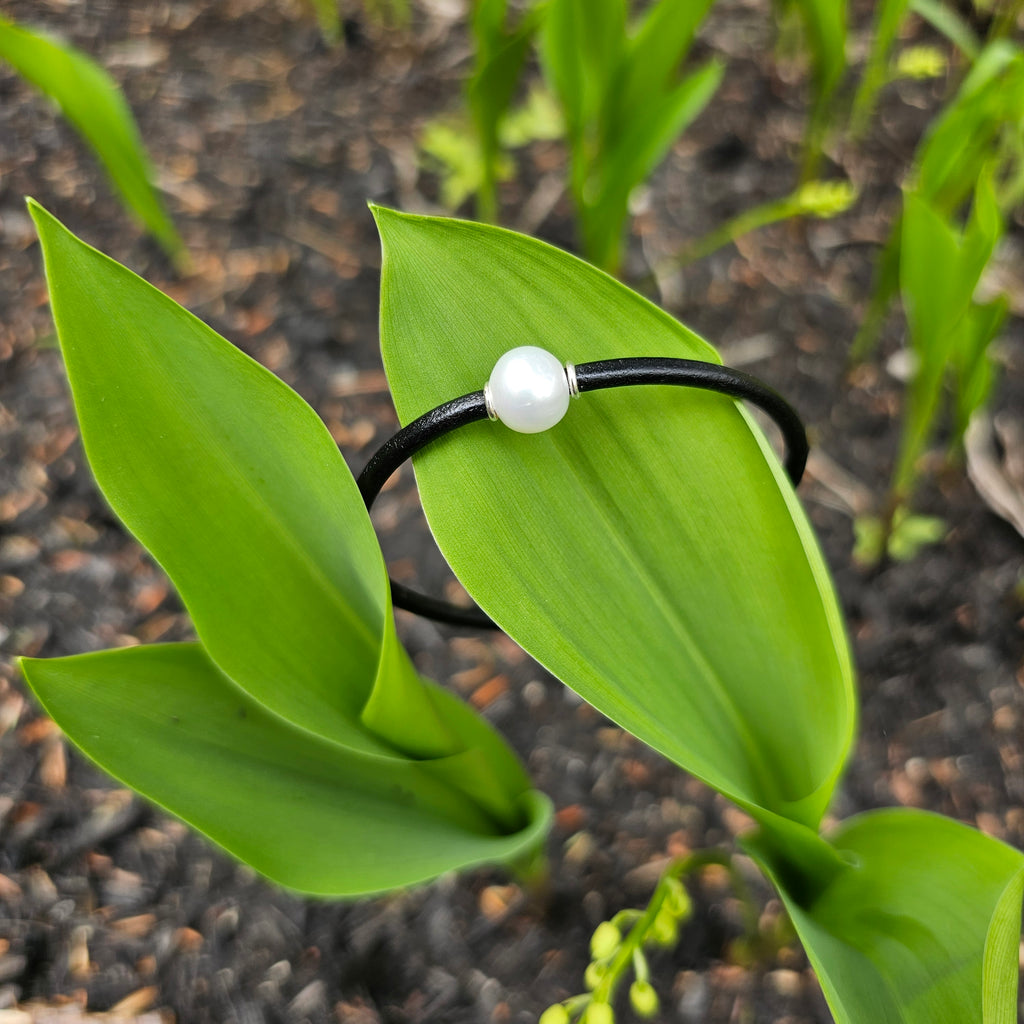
[0,17,182,260]
[30,200,388,755]
[746,809,1024,1023]
[21,645,550,895]
[25,203,551,892]
[375,208,855,831]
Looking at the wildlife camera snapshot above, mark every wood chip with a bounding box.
[67,927,90,980]
[107,988,157,1016]
[470,675,508,710]
[173,927,203,953]
[40,738,66,790]
[110,915,156,939]
[478,884,521,922]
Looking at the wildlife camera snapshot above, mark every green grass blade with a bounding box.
[915,41,1024,208]
[374,208,856,830]
[849,0,912,138]
[21,644,551,895]
[793,0,848,100]
[1,17,183,263]
[610,0,716,136]
[908,0,980,62]
[580,59,724,272]
[539,0,626,148]
[953,297,1007,442]
[584,59,724,271]
[468,0,538,222]
[746,809,1024,1023]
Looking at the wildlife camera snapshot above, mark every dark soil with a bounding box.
[1,1,1023,1022]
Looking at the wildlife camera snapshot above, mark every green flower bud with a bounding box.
[664,877,692,919]
[895,46,947,80]
[795,180,857,218]
[629,980,660,1018]
[584,961,607,991]
[649,908,679,948]
[590,921,622,960]
[582,1003,615,1024]
[539,1005,571,1024]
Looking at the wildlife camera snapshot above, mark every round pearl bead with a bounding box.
[487,346,570,433]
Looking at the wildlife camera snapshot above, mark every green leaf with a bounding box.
[28,202,537,821]
[915,41,1024,210]
[896,177,1004,493]
[900,190,965,358]
[853,510,946,565]
[467,0,539,221]
[539,0,626,147]
[583,59,724,272]
[20,644,551,895]
[610,0,716,136]
[29,199,389,755]
[790,0,848,102]
[0,17,183,263]
[746,809,1024,1023]
[27,201,550,880]
[954,296,1008,441]
[373,208,856,833]
[849,0,912,137]
[908,0,980,62]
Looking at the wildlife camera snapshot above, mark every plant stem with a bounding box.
[668,195,801,268]
[592,848,743,1006]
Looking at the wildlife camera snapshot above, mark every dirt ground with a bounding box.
[1,1,1023,1022]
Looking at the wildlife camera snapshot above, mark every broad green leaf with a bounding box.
[30,200,390,755]
[21,644,551,895]
[745,809,1024,1024]
[28,201,546,860]
[374,208,856,832]
[0,17,183,263]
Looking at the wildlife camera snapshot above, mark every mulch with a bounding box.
[1,1,1022,1022]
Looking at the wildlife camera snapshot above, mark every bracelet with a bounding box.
[357,347,808,630]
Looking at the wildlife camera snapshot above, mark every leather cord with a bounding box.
[356,358,808,630]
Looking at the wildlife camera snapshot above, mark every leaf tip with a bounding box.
[25,197,74,256]
[25,195,51,230]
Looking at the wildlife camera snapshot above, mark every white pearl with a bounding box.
[486,346,570,433]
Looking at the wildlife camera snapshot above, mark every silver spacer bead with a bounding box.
[483,381,499,421]
[565,362,580,398]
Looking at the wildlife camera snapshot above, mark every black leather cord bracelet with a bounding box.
[357,350,808,630]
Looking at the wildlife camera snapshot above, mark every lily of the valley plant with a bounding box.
[22,201,1024,1023]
